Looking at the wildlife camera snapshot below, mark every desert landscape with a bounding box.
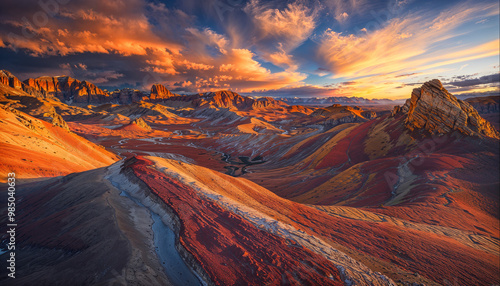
[0,0,499,285]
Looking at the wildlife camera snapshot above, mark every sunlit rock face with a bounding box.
[0,70,46,97]
[191,90,286,110]
[150,83,176,101]
[24,75,112,104]
[131,117,152,130]
[394,79,499,139]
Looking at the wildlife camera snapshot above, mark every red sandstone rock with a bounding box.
[0,70,46,97]
[150,83,176,101]
[23,75,112,104]
[192,90,287,110]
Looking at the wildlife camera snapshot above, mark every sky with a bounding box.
[0,0,498,99]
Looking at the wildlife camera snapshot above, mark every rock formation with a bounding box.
[150,83,176,101]
[111,88,148,104]
[23,76,111,104]
[311,104,376,128]
[393,79,499,139]
[132,117,152,130]
[465,96,499,114]
[0,70,46,97]
[42,109,70,130]
[193,90,286,110]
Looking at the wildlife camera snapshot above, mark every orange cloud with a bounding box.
[194,48,307,92]
[2,2,182,57]
[318,2,499,79]
[0,0,311,93]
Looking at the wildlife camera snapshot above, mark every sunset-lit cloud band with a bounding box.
[0,0,498,99]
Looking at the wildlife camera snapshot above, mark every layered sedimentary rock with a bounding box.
[193,90,286,110]
[393,79,499,139]
[0,70,46,97]
[311,104,376,128]
[150,83,176,101]
[111,88,148,104]
[24,76,111,103]
[465,96,500,114]
[132,117,152,130]
[0,105,119,181]
[119,156,395,286]
[193,90,252,109]
[42,109,70,130]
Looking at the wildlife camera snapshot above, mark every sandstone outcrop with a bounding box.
[0,70,46,97]
[23,76,111,103]
[193,90,286,110]
[111,88,148,104]
[393,79,499,139]
[311,104,375,128]
[132,117,152,130]
[150,83,176,101]
[42,109,70,130]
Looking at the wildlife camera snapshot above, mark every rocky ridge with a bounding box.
[311,104,377,128]
[193,90,287,110]
[24,76,111,104]
[110,88,148,104]
[0,70,47,98]
[150,83,176,101]
[2,71,288,111]
[42,109,70,130]
[393,79,499,139]
[465,96,499,114]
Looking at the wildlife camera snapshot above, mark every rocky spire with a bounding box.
[150,83,175,101]
[393,79,499,139]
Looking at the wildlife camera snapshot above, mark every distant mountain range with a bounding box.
[276,96,401,106]
[1,68,499,286]
[1,70,404,107]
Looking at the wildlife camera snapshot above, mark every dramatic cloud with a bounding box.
[243,0,317,69]
[316,2,499,78]
[449,73,500,87]
[58,61,124,84]
[1,0,183,56]
[0,0,498,98]
[335,12,349,23]
[244,1,317,49]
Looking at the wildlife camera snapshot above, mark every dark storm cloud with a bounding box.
[448,73,500,87]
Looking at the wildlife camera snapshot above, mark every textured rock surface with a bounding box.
[193,90,286,110]
[111,88,148,104]
[132,117,152,130]
[42,109,70,130]
[0,70,46,97]
[465,96,499,114]
[311,104,375,128]
[395,79,499,139]
[150,83,176,101]
[24,76,111,103]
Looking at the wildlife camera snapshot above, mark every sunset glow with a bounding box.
[0,0,498,98]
